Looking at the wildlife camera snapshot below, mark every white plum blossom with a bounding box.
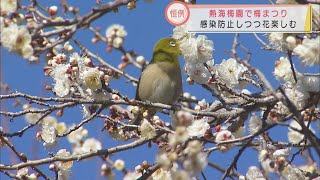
[172,170,191,180]
[0,23,34,59]
[216,58,248,87]
[215,129,235,142]
[185,59,214,84]
[169,126,189,146]
[215,129,235,151]
[67,126,88,144]
[156,153,172,170]
[172,110,193,128]
[51,64,72,97]
[273,148,290,159]
[113,159,125,171]
[55,149,73,171]
[302,76,320,92]
[16,168,29,179]
[112,36,123,48]
[24,109,41,124]
[284,82,309,110]
[293,36,320,66]
[105,24,127,38]
[81,138,102,153]
[288,120,314,144]
[249,115,262,134]
[172,24,195,44]
[139,119,157,139]
[285,165,306,180]
[286,36,297,50]
[184,140,202,157]
[183,152,207,175]
[274,57,301,83]
[151,168,172,180]
[27,173,38,180]
[246,166,267,180]
[267,33,289,51]
[42,115,58,127]
[180,35,214,63]
[54,79,72,97]
[232,125,245,139]
[258,149,269,162]
[56,122,67,135]
[83,68,102,90]
[187,119,210,137]
[1,0,17,15]
[58,169,70,180]
[41,123,58,147]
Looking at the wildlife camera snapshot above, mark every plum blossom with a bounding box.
[215,129,235,151]
[180,35,214,63]
[274,57,301,83]
[302,75,320,93]
[50,64,72,97]
[41,123,58,147]
[67,126,88,144]
[246,166,266,180]
[1,0,17,16]
[184,140,202,157]
[172,23,195,44]
[24,109,41,124]
[293,36,320,66]
[185,59,214,84]
[267,33,292,52]
[183,152,207,175]
[172,110,193,128]
[172,170,191,180]
[288,120,314,144]
[284,82,309,110]
[81,138,102,153]
[249,115,262,134]
[113,159,125,171]
[0,23,34,59]
[55,149,73,171]
[42,115,58,127]
[58,170,70,180]
[215,129,235,142]
[16,168,29,179]
[156,153,172,170]
[232,125,245,139]
[139,119,157,139]
[216,58,248,87]
[168,126,189,146]
[83,68,102,90]
[105,24,127,38]
[151,168,172,180]
[285,165,306,180]
[186,119,210,137]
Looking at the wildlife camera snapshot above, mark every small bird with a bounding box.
[132,38,183,124]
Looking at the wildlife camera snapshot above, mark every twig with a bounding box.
[0,138,149,170]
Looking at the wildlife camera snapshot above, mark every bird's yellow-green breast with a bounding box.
[136,37,182,105]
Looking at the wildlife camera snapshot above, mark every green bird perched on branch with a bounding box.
[131,37,183,125]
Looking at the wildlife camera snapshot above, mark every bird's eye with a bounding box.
[169,41,176,47]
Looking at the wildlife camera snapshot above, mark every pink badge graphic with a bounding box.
[165,1,190,26]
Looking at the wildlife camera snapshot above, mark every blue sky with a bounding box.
[1,0,318,179]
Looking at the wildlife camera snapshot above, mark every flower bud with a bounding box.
[48,6,58,16]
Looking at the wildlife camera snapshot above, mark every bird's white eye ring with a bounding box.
[169,41,176,47]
